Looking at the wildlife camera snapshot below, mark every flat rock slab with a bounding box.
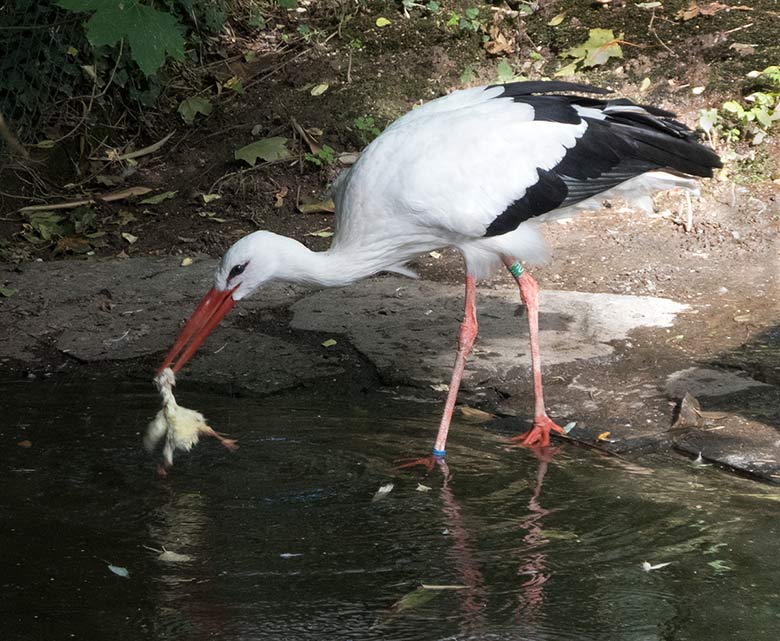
[290,277,689,389]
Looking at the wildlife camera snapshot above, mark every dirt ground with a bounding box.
[1,1,778,478]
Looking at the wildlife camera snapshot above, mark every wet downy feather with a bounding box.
[145,368,237,470]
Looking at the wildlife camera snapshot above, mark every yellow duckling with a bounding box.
[145,368,238,475]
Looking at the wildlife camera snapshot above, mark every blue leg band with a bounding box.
[432,448,446,458]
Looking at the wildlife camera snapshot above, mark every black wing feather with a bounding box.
[484,85,722,237]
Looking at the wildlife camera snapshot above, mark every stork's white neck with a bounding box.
[220,230,418,299]
[267,235,403,288]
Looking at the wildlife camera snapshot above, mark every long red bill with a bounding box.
[157,287,237,374]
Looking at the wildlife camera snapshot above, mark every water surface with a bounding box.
[2,376,779,640]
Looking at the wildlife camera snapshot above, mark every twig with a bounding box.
[89,131,174,162]
[649,9,677,57]
[347,48,353,84]
[17,186,153,213]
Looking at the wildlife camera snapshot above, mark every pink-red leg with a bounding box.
[503,259,565,448]
[433,275,478,455]
[397,275,478,469]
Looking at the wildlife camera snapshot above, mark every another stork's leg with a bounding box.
[504,259,565,448]
[432,275,478,456]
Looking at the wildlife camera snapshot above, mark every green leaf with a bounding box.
[178,96,212,124]
[426,1,440,11]
[376,17,391,27]
[464,7,479,20]
[0,287,17,298]
[310,83,329,96]
[547,12,566,26]
[277,0,297,8]
[234,137,290,166]
[321,338,337,347]
[553,61,579,77]
[460,65,473,84]
[496,59,514,83]
[563,29,623,68]
[140,190,177,205]
[57,0,185,77]
[392,586,442,613]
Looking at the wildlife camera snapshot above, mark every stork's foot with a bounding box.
[394,454,444,472]
[510,415,566,448]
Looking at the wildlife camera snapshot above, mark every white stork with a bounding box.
[158,81,721,457]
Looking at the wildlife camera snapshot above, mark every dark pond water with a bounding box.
[2,376,780,641]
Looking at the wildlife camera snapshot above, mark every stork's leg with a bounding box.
[503,259,565,448]
[397,275,477,470]
[432,275,478,456]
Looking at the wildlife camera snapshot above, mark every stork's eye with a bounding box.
[228,262,248,281]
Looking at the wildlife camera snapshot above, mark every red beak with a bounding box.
[157,287,237,374]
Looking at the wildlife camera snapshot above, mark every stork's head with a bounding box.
[157,231,284,374]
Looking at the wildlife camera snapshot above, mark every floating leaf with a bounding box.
[321,338,337,348]
[310,83,329,96]
[372,483,394,502]
[178,96,212,124]
[376,17,391,27]
[0,287,18,298]
[392,586,442,612]
[202,193,221,203]
[121,232,138,244]
[596,431,611,442]
[36,139,56,149]
[416,483,432,492]
[107,564,130,578]
[158,549,192,563]
[17,439,32,447]
[180,257,193,267]
[234,137,291,166]
[642,561,672,572]
[708,559,732,573]
[547,12,566,26]
[140,191,177,205]
[563,421,577,434]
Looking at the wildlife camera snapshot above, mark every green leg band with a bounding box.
[507,261,524,278]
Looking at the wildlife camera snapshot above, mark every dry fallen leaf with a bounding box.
[458,405,496,423]
[121,232,138,244]
[17,440,32,448]
[180,257,193,267]
[596,431,611,442]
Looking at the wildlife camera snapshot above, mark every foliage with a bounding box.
[178,96,213,124]
[56,0,185,77]
[556,29,624,77]
[235,137,291,166]
[354,115,381,145]
[446,7,482,33]
[304,144,336,167]
[699,66,780,145]
[20,207,107,255]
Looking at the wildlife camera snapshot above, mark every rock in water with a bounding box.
[145,368,238,474]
